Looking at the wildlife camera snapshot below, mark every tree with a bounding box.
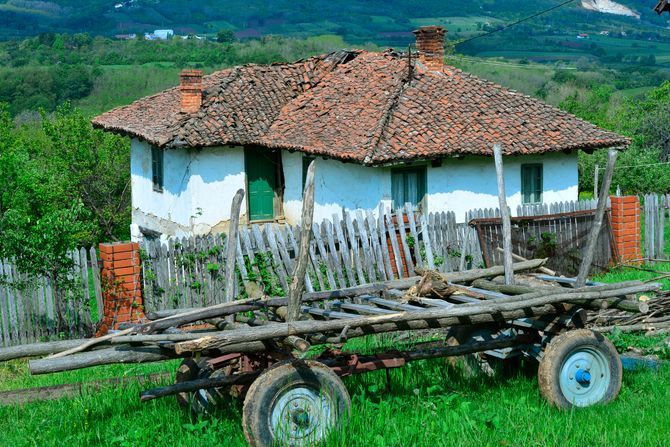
[41,103,131,243]
[217,29,236,44]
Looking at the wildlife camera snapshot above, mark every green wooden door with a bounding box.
[246,147,278,221]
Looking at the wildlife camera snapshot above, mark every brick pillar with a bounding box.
[179,69,203,113]
[413,26,447,72]
[97,242,145,336]
[610,195,641,264]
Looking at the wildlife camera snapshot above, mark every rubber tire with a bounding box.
[538,329,622,409]
[242,360,350,447]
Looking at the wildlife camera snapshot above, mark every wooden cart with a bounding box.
[38,262,647,447]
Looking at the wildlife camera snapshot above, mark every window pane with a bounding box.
[391,167,426,207]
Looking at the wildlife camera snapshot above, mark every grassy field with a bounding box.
[2,259,670,446]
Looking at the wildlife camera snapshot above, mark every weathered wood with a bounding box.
[494,248,557,276]
[344,211,366,285]
[31,346,180,375]
[140,371,261,403]
[493,143,514,285]
[225,189,245,320]
[333,213,356,286]
[89,246,104,321]
[288,160,316,322]
[576,149,617,287]
[0,338,97,362]
[110,331,223,344]
[415,259,546,284]
[175,282,659,353]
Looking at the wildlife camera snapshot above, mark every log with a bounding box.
[288,160,315,321]
[30,339,271,375]
[30,346,180,375]
[110,331,223,344]
[594,321,670,333]
[0,338,106,362]
[495,248,557,276]
[414,259,546,284]
[471,279,555,296]
[575,149,617,288]
[224,189,245,323]
[493,143,514,285]
[175,282,659,354]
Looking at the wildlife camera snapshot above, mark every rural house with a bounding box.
[92,26,628,241]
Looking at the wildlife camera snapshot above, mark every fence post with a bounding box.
[610,195,641,265]
[97,242,144,335]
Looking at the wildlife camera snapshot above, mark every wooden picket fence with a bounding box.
[466,199,612,275]
[642,193,669,261]
[140,205,484,313]
[0,248,101,348]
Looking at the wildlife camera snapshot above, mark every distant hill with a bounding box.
[1,0,669,46]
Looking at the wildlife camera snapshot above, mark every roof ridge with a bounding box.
[363,59,417,164]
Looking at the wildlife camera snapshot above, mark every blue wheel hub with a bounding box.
[559,347,610,407]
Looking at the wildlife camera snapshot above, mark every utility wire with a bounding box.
[449,0,578,48]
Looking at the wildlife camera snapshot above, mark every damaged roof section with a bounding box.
[92,49,629,164]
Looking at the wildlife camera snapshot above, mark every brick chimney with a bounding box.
[413,26,446,71]
[180,69,203,113]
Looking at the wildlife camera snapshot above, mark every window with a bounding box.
[302,156,315,192]
[391,166,426,208]
[521,164,543,204]
[151,146,164,192]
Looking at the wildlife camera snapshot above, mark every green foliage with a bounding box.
[216,29,236,44]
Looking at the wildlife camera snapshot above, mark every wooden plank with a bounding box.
[0,261,10,346]
[323,220,347,288]
[385,209,404,278]
[8,262,28,344]
[3,262,19,344]
[366,209,388,281]
[493,143,514,285]
[240,225,261,287]
[335,302,397,315]
[287,159,317,321]
[344,211,366,285]
[89,247,104,322]
[355,210,377,282]
[287,225,322,292]
[405,203,423,268]
[333,213,356,287]
[576,149,617,287]
[264,224,290,292]
[252,224,284,293]
[235,232,251,290]
[301,306,359,320]
[377,205,396,280]
[44,276,54,339]
[79,247,92,331]
[364,296,424,312]
[312,223,337,289]
[418,212,435,270]
[395,208,415,276]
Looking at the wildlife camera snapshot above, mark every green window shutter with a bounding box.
[151,146,163,192]
[246,147,279,221]
[521,164,543,204]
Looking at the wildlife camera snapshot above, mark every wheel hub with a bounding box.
[559,347,610,407]
[270,385,333,445]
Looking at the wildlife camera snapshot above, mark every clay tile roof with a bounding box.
[93,50,629,164]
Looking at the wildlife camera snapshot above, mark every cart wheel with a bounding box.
[175,357,231,415]
[538,329,622,409]
[242,360,350,447]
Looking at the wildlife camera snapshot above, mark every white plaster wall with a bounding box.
[130,139,245,239]
[426,152,578,222]
[282,152,392,224]
[131,140,578,237]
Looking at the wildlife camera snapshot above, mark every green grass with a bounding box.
[1,352,670,446]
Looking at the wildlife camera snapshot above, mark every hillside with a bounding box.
[0,0,669,46]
